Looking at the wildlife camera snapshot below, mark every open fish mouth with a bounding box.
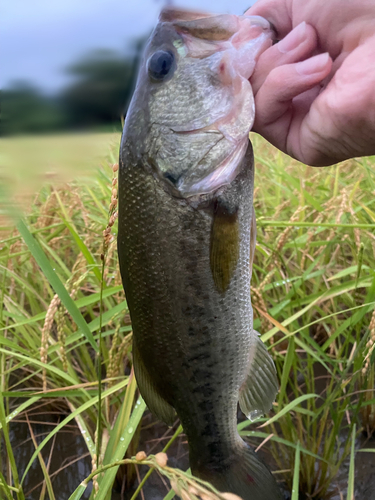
[168,9,275,80]
[149,8,275,199]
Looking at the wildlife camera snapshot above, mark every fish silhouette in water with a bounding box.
[118,8,282,499]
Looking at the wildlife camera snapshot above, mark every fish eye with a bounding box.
[148,50,175,81]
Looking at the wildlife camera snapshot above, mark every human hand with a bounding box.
[246,0,375,166]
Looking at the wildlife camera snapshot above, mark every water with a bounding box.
[333,432,375,500]
[6,413,93,499]
[4,409,188,500]
[5,404,375,499]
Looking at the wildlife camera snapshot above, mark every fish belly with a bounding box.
[118,143,254,461]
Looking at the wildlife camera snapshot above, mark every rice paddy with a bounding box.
[1,132,374,499]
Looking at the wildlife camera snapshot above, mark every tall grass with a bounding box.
[0,133,374,499]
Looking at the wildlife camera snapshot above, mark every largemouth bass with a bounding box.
[118,8,282,499]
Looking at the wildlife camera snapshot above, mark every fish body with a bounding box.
[118,8,282,499]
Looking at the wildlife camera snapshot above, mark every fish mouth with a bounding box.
[169,10,275,73]
[152,9,274,199]
[161,7,275,44]
[170,122,223,136]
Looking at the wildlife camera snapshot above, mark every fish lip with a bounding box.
[159,7,212,23]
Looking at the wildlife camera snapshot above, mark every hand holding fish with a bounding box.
[247,0,375,166]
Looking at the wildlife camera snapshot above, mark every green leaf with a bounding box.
[259,394,320,428]
[102,372,137,466]
[0,285,124,333]
[68,397,146,500]
[62,218,102,282]
[279,336,295,402]
[291,441,300,500]
[347,424,356,500]
[16,218,98,351]
[0,470,15,500]
[20,379,129,484]
[239,430,328,463]
[0,348,89,393]
[0,396,40,429]
[66,483,87,500]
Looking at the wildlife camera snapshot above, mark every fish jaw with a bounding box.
[148,10,273,198]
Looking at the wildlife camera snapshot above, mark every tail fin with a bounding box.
[192,441,282,500]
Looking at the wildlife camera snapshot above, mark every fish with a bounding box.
[117,7,282,500]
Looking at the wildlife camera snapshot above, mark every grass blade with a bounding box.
[20,379,129,484]
[291,441,300,500]
[16,218,98,351]
[0,470,14,500]
[347,424,356,500]
[258,394,320,428]
[0,391,25,500]
[69,397,146,500]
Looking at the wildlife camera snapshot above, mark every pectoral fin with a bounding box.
[133,342,176,426]
[210,203,239,294]
[239,334,278,421]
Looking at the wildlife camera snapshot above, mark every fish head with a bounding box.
[123,8,274,198]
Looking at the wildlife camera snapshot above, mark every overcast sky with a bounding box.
[2,0,257,93]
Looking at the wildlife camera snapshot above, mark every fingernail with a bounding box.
[277,22,306,53]
[296,52,330,75]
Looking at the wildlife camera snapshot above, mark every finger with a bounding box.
[258,87,320,158]
[254,53,332,126]
[245,0,293,39]
[252,53,332,152]
[251,22,318,95]
[286,87,323,162]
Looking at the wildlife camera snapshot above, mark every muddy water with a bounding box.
[5,406,375,500]
[5,409,188,500]
[334,434,375,499]
[6,416,93,499]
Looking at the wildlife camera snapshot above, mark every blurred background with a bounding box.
[0,0,257,205]
[2,0,257,136]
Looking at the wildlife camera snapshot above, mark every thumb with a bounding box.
[245,0,294,38]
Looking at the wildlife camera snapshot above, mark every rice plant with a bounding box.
[0,133,375,499]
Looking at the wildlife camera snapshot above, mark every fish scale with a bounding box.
[119,143,251,432]
[118,7,282,499]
